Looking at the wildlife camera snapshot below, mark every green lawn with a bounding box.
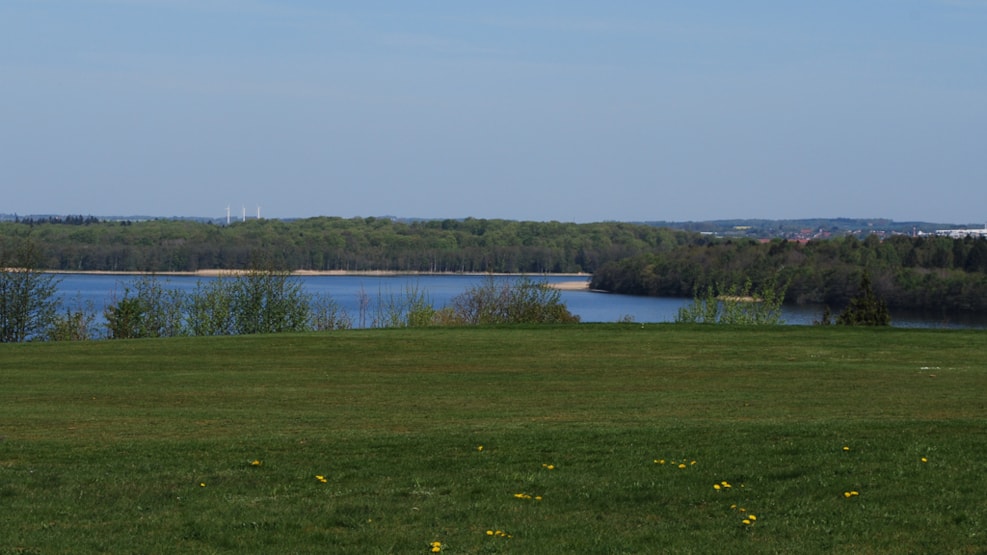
[1,325,985,554]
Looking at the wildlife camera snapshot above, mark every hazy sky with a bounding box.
[2,1,985,223]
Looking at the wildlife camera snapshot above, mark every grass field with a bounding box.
[2,325,985,554]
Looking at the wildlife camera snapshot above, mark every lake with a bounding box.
[52,273,986,329]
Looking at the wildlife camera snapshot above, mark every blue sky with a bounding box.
[2,1,985,223]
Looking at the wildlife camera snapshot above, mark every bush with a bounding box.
[104,275,187,339]
[0,244,62,342]
[676,278,787,325]
[449,276,580,325]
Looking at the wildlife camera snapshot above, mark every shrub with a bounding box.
[676,278,787,325]
[449,276,580,325]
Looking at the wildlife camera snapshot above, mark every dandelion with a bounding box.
[678,463,687,469]
[842,446,850,452]
[430,540,442,552]
[535,496,543,501]
[486,529,510,538]
[477,445,484,452]
[742,519,752,525]
[315,475,327,483]
[921,457,928,463]
[713,484,721,490]
[721,481,732,488]
[250,460,261,467]
[748,515,757,521]
[654,459,665,465]
[199,482,206,487]
[690,460,697,465]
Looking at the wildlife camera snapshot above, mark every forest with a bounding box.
[2,216,986,313]
[0,217,692,274]
[591,234,987,313]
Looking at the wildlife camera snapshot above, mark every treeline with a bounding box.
[591,234,987,313]
[0,217,694,274]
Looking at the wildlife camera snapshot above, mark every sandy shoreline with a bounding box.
[43,269,593,290]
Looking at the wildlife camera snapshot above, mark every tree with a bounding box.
[0,243,62,342]
[836,272,891,326]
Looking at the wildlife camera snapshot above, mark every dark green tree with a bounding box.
[836,272,891,326]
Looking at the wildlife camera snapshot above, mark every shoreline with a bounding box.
[44,269,593,290]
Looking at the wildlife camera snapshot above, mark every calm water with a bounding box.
[53,273,986,329]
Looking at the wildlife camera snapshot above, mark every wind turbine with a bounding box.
[226,205,231,225]
[241,205,246,222]
[256,205,261,220]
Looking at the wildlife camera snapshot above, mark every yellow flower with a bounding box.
[748,515,757,521]
[690,460,697,465]
[921,457,928,463]
[477,445,484,451]
[742,519,752,525]
[486,530,494,536]
[713,484,721,490]
[677,463,687,469]
[315,475,327,483]
[842,446,850,451]
[250,460,261,466]
[850,490,859,496]
[721,481,732,488]
[199,482,206,487]
[535,496,543,501]
[843,491,852,498]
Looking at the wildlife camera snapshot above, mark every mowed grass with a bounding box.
[1,325,985,554]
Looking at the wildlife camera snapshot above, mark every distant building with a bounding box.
[934,225,987,239]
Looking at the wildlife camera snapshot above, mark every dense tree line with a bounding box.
[0,217,694,274]
[590,234,987,313]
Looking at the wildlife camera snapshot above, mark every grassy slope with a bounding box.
[1,325,985,554]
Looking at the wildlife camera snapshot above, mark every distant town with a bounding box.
[1,213,985,241]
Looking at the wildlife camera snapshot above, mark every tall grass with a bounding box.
[1,325,984,553]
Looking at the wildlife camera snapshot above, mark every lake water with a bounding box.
[52,273,986,329]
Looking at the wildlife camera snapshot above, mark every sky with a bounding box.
[2,1,986,224]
